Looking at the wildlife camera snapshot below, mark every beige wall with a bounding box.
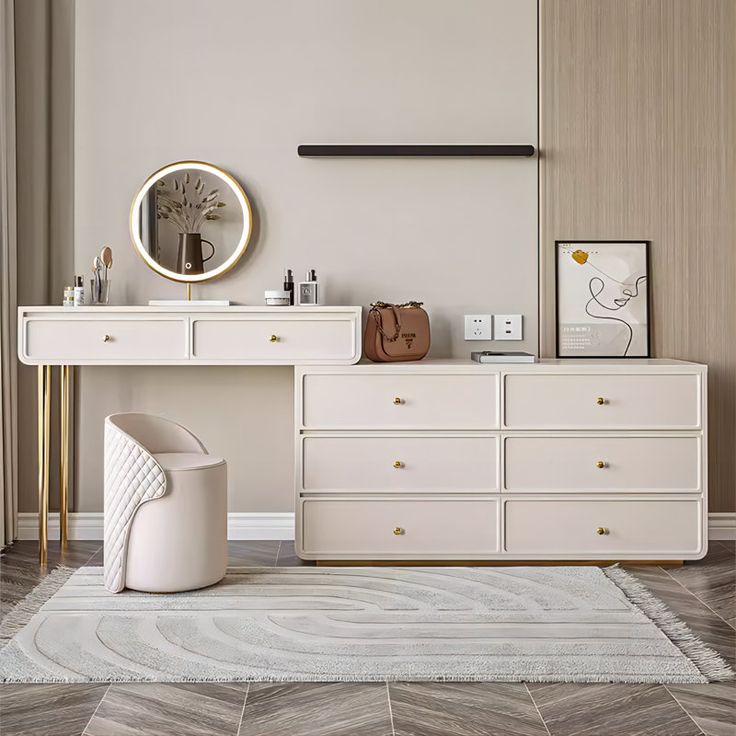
[61,0,539,513]
[540,0,736,512]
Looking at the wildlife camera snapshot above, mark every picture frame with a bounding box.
[555,240,651,358]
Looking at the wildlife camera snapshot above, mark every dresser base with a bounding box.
[314,559,684,567]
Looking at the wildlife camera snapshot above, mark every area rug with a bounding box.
[1,565,733,684]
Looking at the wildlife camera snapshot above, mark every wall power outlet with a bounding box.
[464,314,493,340]
[493,314,523,340]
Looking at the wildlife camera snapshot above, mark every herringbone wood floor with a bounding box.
[1,540,733,736]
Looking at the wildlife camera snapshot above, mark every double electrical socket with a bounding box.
[464,314,523,341]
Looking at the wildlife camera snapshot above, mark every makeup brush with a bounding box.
[100,246,113,277]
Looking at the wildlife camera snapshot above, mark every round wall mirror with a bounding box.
[130,161,252,283]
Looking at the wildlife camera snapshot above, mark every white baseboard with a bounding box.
[708,512,736,541]
[17,512,295,542]
[16,511,735,543]
[226,512,295,540]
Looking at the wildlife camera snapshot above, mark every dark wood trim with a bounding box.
[297,144,536,158]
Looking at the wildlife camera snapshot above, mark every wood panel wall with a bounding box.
[539,0,736,512]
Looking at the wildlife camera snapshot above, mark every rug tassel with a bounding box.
[603,565,735,682]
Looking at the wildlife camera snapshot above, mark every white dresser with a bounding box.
[295,360,707,562]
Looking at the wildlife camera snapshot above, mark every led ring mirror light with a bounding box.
[130,161,252,285]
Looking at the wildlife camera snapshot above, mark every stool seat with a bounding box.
[153,452,226,471]
[104,413,228,593]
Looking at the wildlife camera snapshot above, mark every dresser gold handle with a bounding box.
[596,397,606,405]
[269,335,279,343]
[596,460,607,469]
[393,527,404,536]
[393,460,404,469]
[596,527,608,535]
[393,397,403,405]
[102,334,111,343]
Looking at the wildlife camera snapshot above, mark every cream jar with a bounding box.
[264,290,291,306]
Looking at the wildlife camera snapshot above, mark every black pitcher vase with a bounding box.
[176,233,215,275]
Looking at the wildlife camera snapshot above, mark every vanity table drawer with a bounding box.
[302,435,498,492]
[191,318,357,362]
[504,499,702,555]
[503,436,701,492]
[23,318,187,362]
[301,498,499,556]
[301,374,498,429]
[503,374,701,429]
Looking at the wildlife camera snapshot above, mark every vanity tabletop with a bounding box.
[18,305,363,314]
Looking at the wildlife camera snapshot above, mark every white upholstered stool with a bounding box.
[104,413,227,593]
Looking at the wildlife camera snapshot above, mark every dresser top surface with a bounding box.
[304,357,706,370]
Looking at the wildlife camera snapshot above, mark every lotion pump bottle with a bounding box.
[297,269,319,305]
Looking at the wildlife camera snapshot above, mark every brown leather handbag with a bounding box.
[364,301,431,362]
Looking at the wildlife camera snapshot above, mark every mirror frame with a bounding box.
[130,160,253,283]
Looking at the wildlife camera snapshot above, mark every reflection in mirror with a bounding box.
[131,162,252,283]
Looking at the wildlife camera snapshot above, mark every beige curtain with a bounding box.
[0,0,18,548]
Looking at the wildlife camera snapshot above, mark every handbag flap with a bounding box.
[374,307,429,358]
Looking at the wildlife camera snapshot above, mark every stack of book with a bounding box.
[470,351,537,364]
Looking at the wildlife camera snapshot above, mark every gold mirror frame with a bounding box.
[130,160,253,283]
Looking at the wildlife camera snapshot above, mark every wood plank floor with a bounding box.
[1,540,733,736]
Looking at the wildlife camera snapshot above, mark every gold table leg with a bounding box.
[59,365,71,549]
[37,365,51,566]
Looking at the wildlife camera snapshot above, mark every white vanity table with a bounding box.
[18,305,363,563]
[19,306,707,566]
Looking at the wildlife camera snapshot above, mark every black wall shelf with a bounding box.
[297,144,535,158]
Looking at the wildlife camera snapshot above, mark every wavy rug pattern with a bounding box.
[1,566,733,683]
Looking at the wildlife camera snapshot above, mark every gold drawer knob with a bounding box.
[393,397,403,405]
[596,397,606,405]
[393,527,405,536]
[596,527,609,535]
[269,334,279,343]
[102,334,111,342]
[596,460,607,469]
[393,460,404,469]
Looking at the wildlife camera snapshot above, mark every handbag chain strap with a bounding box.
[369,301,424,343]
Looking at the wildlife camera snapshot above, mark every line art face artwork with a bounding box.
[556,241,650,358]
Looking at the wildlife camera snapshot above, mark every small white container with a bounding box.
[264,290,291,306]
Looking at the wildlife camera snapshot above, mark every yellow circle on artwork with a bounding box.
[572,249,589,265]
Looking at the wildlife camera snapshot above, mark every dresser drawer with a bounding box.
[191,317,358,363]
[301,374,498,429]
[302,435,498,492]
[503,374,701,429]
[503,436,701,492]
[23,318,187,362]
[504,499,702,556]
[301,498,499,556]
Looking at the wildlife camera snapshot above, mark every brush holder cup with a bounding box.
[90,278,111,305]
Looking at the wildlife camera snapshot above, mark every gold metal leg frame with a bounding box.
[59,365,71,548]
[37,365,51,566]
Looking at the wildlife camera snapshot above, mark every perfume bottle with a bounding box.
[297,269,319,305]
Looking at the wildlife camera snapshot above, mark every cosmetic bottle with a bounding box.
[63,285,75,307]
[73,276,85,306]
[297,269,319,306]
[283,269,294,305]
